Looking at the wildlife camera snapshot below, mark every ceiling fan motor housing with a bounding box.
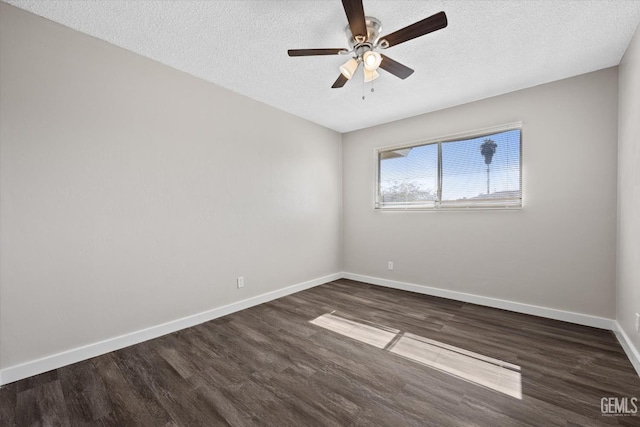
[346,16,383,50]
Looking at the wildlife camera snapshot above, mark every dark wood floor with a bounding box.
[1,279,639,426]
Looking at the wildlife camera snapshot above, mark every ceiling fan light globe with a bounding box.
[363,51,382,71]
[364,69,380,83]
[340,58,359,80]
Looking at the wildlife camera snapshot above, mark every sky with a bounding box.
[379,129,521,202]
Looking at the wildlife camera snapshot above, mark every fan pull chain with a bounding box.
[363,78,375,100]
[362,73,375,100]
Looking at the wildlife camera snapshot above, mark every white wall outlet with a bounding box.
[388,261,394,270]
[635,313,639,333]
[237,276,244,289]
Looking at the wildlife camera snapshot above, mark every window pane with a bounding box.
[378,144,438,208]
[441,129,521,207]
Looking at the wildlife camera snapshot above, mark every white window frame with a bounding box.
[374,122,523,211]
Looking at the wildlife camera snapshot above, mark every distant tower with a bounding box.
[480,139,497,194]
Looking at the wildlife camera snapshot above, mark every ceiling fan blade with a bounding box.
[331,74,349,89]
[288,48,346,57]
[379,11,447,48]
[341,0,367,40]
[379,55,414,79]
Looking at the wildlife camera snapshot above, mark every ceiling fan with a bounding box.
[287,0,448,88]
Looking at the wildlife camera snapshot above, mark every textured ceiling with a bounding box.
[5,0,640,133]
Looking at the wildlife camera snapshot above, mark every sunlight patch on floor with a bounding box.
[310,313,522,399]
[389,332,521,399]
[310,312,399,349]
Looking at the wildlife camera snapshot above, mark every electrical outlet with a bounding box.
[237,276,244,289]
[388,261,394,270]
[635,313,639,333]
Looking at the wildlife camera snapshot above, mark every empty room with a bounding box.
[1,0,640,425]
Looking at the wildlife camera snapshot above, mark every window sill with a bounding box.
[374,205,523,212]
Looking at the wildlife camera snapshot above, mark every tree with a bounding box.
[480,139,497,194]
[381,180,434,203]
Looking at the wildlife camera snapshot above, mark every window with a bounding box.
[376,124,522,209]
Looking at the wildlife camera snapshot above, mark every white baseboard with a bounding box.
[346,273,638,378]
[2,271,632,386]
[342,272,615,330]
[0,272,342,386]
[613,321,640,376]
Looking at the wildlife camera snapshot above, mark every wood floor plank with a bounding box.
[2,279,639,426]
[0,382,17,427]
[34,380,72,427]
[92,352,173,426]
[58,359,113,424]
[126,344,231,427]
[188,372,255,426]
[15,387,40,427]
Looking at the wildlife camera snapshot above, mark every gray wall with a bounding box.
[617,23,640,355]
[0,4,342,369]
[343,68,619,318]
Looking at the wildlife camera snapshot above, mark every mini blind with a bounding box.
[378,143,438,208]
[376,125,522,209]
